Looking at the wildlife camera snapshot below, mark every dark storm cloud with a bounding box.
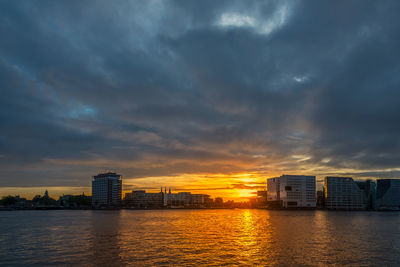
[1,0,400,187]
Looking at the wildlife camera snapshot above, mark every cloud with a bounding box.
[1,0,400,192]
[216,2,290,35]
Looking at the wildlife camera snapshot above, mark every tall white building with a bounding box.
[92,172,122,208]
[324,177,366,210]
[267,175,316,208]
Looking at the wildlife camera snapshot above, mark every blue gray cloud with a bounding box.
[1,0,400,187]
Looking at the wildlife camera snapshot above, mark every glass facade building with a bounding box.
[376,179,400,210]
[324,177,367,210]
[92,172,122,208]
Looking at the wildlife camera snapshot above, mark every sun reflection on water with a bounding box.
[1,210,400,266]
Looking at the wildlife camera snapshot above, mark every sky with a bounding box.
[1,0,400,200]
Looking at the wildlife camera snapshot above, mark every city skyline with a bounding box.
[1,171,396,202]
[2,1,400,200]
[2,172,399,211]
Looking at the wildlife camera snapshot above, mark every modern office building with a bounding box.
[324,177,366,210]
[267,175,316,208]
[376,179,400,210]
[355,180,376,210]
[92,172,122,208]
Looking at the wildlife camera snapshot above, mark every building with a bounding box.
[214,197,223,207]
[92,172,122,208]
[267,178,280,202]
[355,180,376,210]
[255,190,268,208]
[376,179,400,210]
[58,193,91,208]
[123,187,209,208]
[124,190,164,208]
[267,175,316,208]
[324,177,366,210]
[163,188,208,208]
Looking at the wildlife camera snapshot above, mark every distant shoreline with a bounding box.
[1,207,399,212]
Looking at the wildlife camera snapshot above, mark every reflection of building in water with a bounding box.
[267,175,316,208]
[92,172,122,208]
[124,187,209,208]
[90,211,122,266]
[324,177,367,210]
[376,179,400,210]
[316,190,324,208]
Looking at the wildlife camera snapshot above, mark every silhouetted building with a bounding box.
[58,193,91,208]
[125,189,164,208]
[355,180,376,210]
[32,190,58,208]
[124,187,209,208]
[256,190,268,207]
[267,175,316,208]
[376,179,400,210]
[163,188,208,208]
[0,195,33,209]
[92,172,122,208]
[324,177,366,210]
[214,197,223,207]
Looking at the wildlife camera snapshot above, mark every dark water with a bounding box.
[1,210,400,266]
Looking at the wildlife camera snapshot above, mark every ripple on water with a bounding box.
[1,210,400,266]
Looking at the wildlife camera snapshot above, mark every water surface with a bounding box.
[1,210,400,266]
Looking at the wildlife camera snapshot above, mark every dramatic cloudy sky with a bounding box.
[1,0,400,199]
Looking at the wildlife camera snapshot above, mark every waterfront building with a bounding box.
[32,190,58,208]
[92,172,122,208]
[255,190,268,208]
[324,177,366,210]
[214,197,223,207]
[267,175,316,208]
[356,180,376,210]
[124,187,209,208]
[163,188,208,208]
[267,178,280,202]
[58,193,91,208]
[124,190,164,208]
[376,179,400,210]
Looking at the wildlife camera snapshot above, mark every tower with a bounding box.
[92,171,122,208]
